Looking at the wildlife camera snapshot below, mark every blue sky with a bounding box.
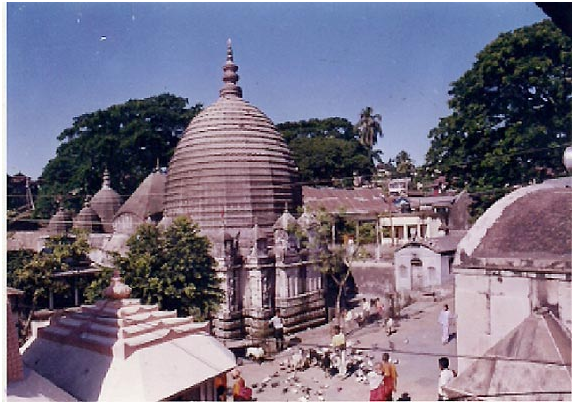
[7,2,548,179]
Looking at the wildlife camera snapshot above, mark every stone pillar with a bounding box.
[74,284,79,306]
[49,289,54,310]
[248,270,263,309]
[275,267,289,299]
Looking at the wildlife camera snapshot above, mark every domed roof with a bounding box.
[115,169,166,221]
[456,177,571,270]
[48,207,73,234]
[164,40,299,237]
[73,200,103,233]
[273,207,298,231]
[91,169,122,233]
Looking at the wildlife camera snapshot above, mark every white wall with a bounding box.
[394,245,452,292]
[380,216,443,245]
[455,270,571,373]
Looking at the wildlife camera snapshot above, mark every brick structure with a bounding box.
[6,300,24,383]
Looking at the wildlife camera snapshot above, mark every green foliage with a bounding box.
[425,20,571,213]
[277,117,374,185]
[358,222,377,244]
[278,117,357,143]
[83,266,114,304]
[35,94,202,218]
[101,217,224,319]
[356,107,383,161]
[8,232,91,311]
[394,150,416,177]
[7,249,35,287]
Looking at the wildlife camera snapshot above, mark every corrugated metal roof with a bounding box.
[303,186,389,216]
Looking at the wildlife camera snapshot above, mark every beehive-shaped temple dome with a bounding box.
[47,207,73,234]
[73,199,103,233]
[91,169,122,233]
[164,40,300,239]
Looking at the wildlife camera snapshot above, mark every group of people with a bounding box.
[341,297,394,336]
[214,369,251,402]
[221,304,457,401]
[329,325,399,401]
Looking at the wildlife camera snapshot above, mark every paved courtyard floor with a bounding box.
[235,295,456,401]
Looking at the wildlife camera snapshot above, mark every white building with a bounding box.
[394,231,466,291]
[446,177,571,400]
[379,213,444,245]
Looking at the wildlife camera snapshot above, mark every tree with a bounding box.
[87,217,224,319]
[425,20,571,215]
[8,231,91,335]
[277,118,374,186]
[355,107,383,161]
[278,117,357,143]
[35,94,202,218]
[394,150,416,177]
[306,208,357,317]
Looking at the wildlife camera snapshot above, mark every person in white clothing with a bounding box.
[361,298,371,324]
[269,309,284,351]
[437,304,451,344]
[437,356,456,400]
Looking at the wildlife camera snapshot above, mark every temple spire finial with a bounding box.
[226,38,234,62]
[220,39,243,98]
[102,168,111,189]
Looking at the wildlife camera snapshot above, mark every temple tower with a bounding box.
[164,40,322,340]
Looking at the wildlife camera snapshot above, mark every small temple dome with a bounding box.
[456,177,571,266]
[47,207,73,234]
[273,207,298,231]
[164,40,300,241]
[91,169,122,233]
[73,199,103,233]
[113,168,166,234]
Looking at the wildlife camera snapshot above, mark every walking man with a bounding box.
[269,309,284,352]
[438,304,451,344]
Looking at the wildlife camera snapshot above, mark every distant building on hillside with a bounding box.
[388,177,411,195]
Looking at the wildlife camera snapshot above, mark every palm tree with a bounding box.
[356,107,383,149]
[356,107,383,169]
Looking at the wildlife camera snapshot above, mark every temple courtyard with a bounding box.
[235,294,456,402]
